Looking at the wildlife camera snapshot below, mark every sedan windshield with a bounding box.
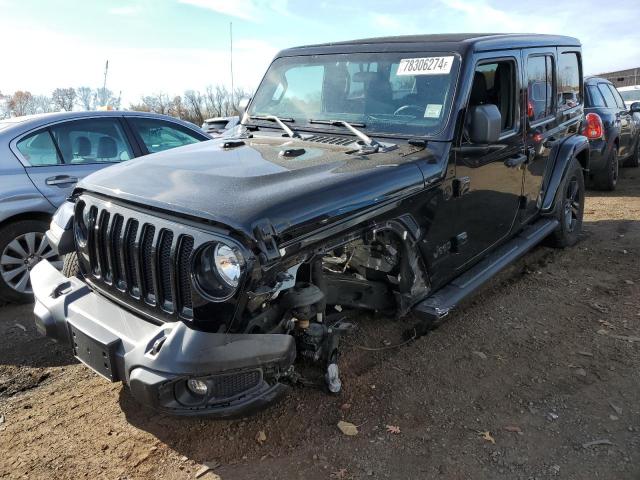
[248,52,459,137]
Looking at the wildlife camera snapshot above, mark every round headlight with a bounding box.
[214,243,242,287]
[193,242,245,300]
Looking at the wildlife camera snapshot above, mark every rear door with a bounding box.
[521,48,559,222]
[607,84,634,157]
[14,117,135,207]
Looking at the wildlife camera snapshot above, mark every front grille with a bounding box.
[77,195,200,320]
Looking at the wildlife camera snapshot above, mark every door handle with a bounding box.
[45,175,78,186]
[504,154,527,168]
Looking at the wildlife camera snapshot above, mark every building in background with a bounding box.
[597,67,640,88]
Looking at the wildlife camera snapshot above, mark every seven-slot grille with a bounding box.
[77,195,200,320]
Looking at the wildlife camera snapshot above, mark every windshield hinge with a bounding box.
[253,221,281,263]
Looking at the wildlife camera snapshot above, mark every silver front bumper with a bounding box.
[31,260,295,416]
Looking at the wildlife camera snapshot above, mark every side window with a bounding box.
[597,83,617,108]
[557,52,581,110]
[16,130,62,166]
[469,61,516,132]
[607,85,626,109]
[527,55,554,121]
[49,118,133,164]
[129,118,203,154]
[586,85,606,108]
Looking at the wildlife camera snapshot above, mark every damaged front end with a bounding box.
[35,191,429,416]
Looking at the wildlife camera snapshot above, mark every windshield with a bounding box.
[248,52,459,137]
[619,89,640,102]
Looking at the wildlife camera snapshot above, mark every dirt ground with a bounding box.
[1,169,639,480]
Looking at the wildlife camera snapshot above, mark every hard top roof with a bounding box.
[279,33,581,56]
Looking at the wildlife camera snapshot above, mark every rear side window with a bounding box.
[16,130,62,166]
[586,85,606,107]
[527,55,554,121]
[50,118,134,164]
[557,52,581,110]
[597,83,618,108]
[128,118,203,154]
[607,85,626,109]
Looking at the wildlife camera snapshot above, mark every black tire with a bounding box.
[591,147,618,191]
[0,219,60,304]
[547,158,585,248]
[623,138,640,168]
[62,251,80,278]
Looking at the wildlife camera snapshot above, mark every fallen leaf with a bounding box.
[478,431,495,444]
[340,403,352,411]
[386,425,401,434]
[472,351,488,360]
[504,425,522,433]
[255,430,267,444]
[337,420,358,436]
[625,279,635,285]
[331,468,348,479]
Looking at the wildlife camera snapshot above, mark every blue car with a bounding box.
[0,111,210,303]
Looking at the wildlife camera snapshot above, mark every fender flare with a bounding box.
[540,134,589,214]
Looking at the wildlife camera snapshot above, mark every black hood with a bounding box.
[78,135,433,242]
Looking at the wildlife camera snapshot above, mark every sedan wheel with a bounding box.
[0,230,62,296]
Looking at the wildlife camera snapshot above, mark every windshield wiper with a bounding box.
[249,115,300,138]
[309,119,380,153]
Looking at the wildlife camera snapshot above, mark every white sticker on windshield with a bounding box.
[397,56,454,76]
[424,104,443,118]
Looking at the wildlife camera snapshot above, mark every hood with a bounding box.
[78,135,436,242]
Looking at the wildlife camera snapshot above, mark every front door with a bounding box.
[14,117,135,207]
[454,54,525,270]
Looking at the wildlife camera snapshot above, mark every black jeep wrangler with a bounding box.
[34,34,589,417]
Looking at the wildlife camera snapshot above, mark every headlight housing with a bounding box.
[193,241,245,300]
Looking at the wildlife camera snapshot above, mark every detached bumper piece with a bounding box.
[32,260,296,417]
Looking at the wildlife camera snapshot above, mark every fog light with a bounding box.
[186,378,208,396]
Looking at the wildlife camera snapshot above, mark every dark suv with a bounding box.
[583,76,640,190]
[33,34,588,417]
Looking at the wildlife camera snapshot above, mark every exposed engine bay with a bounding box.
[241,227,429,393]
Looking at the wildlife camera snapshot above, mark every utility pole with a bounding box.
[102,60,109,107]
[230,22,235,111]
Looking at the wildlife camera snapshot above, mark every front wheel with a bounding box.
[0,220,63,303]
[547,158,585,248]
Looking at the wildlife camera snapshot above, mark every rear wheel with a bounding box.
[0,220,62,303]
[591,147,618,191]
[548,158,585,248]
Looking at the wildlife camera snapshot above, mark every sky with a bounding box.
[1,0,639,105]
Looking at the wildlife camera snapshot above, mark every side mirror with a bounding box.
[630,102,640,113]
[468,104,501,144]
[237,97,251,116]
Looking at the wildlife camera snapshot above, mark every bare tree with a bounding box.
[8,91,35,117]
[76,87,94,110]
[52,88,77,111]
[0,91,8,119]
[183,90,205,125]
[32,95,54,114]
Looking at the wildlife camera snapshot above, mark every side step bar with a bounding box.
[413,218,559,321]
